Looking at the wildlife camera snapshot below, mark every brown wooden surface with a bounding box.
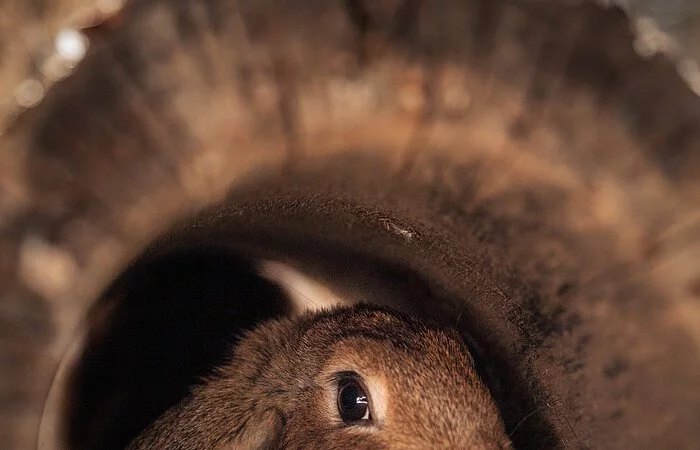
[1,0,700,448]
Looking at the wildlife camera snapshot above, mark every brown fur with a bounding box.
[128,305,511,449]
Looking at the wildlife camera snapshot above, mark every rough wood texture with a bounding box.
[1,0,699,449]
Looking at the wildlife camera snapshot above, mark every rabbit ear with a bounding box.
[257,261,350,315]
[224,408,285,450]
[129,401,285,449]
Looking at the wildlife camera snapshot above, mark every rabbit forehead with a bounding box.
[299,304,457,350]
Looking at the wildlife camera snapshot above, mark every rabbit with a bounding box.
[128,301,512,449]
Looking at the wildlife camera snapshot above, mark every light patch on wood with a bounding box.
[19,237,78,300]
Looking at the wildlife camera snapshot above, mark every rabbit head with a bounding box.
[129,304,511,449]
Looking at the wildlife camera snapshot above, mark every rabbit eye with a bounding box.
[337,377,371,424]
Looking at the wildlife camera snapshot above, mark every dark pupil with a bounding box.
[338,380,368,422]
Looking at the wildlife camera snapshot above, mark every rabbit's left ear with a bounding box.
[258,261,350,315]
[223,407,285,450]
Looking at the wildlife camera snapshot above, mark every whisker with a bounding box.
[507,405,540,438]
[270,278,324,311]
